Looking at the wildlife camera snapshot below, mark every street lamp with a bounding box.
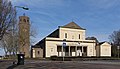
[78,41,84,56]
[11,6,29,64]
[78,42,80,56]
[15,6,29,10]
[62,39,66,61]
[117,46,120,58]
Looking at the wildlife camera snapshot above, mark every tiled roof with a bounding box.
[60,22,85,30]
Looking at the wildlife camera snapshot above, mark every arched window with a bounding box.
[27,19,29,22]
[23,19,26,22]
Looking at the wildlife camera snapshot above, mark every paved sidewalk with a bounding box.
[1,60,120,69]
[15,61,120,69]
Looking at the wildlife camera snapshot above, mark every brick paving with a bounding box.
[0,60,120,69]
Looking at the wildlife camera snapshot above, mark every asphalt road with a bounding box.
[0,60,120,69]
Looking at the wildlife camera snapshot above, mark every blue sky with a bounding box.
[0,0,120,55]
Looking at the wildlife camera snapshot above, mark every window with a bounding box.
[65,33,67,38]
[57,46,62,52]
[38,51,40,54]
[23,19,26,22]
[27,19,29,22]
[79,34,80,39]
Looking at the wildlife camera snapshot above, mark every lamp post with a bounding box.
[62,39,66,61]
[78,42,80,56]
[13,6,29,54]
[117,46,120,58]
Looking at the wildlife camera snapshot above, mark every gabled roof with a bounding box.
[60,22,85,30]
[99,41,110,45]
[99,42,105,45]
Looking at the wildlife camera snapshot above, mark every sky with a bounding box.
[1,0,120,55]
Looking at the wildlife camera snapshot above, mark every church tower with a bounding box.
[18,15,30,57]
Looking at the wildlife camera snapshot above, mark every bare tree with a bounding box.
[30,23,37,45]
[0,0,16,40]
[0,20,37,57]
[109,30,120,46]
[109,29,120,57]
[1,30,18,56]
[1,33,12,56]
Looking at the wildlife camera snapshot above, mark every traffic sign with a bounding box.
[117,46,120,49]
[63,43,66,47]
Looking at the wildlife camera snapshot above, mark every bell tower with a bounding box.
[18,15,30,57]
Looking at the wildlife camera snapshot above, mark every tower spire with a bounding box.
[23,13,26,16]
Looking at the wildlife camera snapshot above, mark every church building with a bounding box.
[31,22,111,58]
